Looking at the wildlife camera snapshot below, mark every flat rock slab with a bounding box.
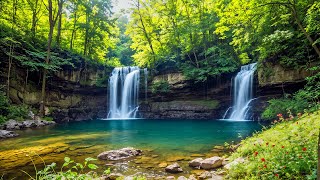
[97,147,142,160]
[0,130,19,139]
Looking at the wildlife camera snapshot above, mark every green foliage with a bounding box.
[227,110,320,179]
[25,156,146,180]
[262,65,320,120]
[151,80,170,94]
[0,90,30,123]
[261,98,309,120]
[42,117,54,122]
[127,0,240,79]
[7,104,30,121]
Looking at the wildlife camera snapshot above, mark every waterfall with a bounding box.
[144,68,148,101]
[224,63,257,120]
[108,66,140,119]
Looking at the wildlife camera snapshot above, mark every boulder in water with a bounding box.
[97,147,142,160]
[0,130,19,139]
[189,158,204,168]
[200,156,223,170]
[5,120,24,130]
[165,163,183,173]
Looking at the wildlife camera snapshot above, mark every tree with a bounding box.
[40,0,63,116]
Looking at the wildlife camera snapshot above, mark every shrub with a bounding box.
[7,104,29,121]
[151,80,170,94]
[262,98,309,120]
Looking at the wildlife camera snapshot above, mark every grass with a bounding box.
[226,110,320,179]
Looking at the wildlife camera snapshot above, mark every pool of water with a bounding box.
[0,119,263,178]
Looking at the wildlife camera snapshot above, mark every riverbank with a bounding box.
[225,110,320,179]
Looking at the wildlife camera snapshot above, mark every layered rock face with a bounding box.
[1,62,110,122]
[141,63,310,120]
[139,72,233,119]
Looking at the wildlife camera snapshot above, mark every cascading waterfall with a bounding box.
[224,63,257,120]
[144,68,148,101]
[108,66,141,119]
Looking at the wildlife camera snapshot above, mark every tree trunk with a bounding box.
[7,44,13,96]
[40,0,54,116]
[56,12,62,47]
[83,11,89,56]
[291,5,320,59]
[70,10,77,50]
[136,0,156,63]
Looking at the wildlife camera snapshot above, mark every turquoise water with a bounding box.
[0,119,263,178]
[2,119,263,152]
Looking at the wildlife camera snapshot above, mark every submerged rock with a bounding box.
[0,130,19,139]
[200,156,223,170]
[97,147,142,160]
[189,158,203,168]
[165,163,183,173]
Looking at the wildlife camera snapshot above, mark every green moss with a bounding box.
[43,116,54,122]
[227,110,320,179]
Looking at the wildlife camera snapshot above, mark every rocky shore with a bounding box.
[0,119,56,139]
[97,147,242,180]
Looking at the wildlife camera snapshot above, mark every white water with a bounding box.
[224,63,257,120]
[144,68,148,101]
[108,67,141,119]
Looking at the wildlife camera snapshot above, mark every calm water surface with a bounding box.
[0,119,263,178]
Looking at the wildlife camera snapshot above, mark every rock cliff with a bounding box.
[1,61,110,122]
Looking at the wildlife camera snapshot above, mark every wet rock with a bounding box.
[188,175,197,180]
[189,158,203,168]
[177,176,188,180]
[209,174,224,180]
[0,130,19,139]
[101,173,123,180]
[97,147,142,160]
[23,120,37,128]
[200,156,223,170]
[5,120,24,130]
[165,163,183,173]
[222,158,229,166]
[166,176,175,180]
[199,171,212,180]
[224,157,246,170]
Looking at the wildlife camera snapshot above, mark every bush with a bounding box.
[0,90,31,123]
[262,98,309,120]
[7,104,29,121]
[151,80,170,94]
